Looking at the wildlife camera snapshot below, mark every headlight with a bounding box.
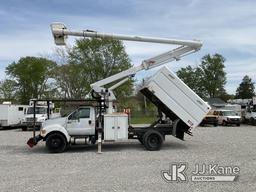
[40,129,47,135]
[38,117,46,122]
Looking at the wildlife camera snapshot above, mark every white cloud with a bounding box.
[0,0,256,94]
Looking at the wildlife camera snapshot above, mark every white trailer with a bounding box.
[27,23,210,152]
[0,103,28,128]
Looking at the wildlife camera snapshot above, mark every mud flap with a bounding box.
[27,135,43,148]
[172,119,192,140]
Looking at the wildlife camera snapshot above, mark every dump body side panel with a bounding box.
[140,67,210,128]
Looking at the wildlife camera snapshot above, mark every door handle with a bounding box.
[89,120,92,124]
[67,121,72,124]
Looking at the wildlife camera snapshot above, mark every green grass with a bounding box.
[130,116,155,124]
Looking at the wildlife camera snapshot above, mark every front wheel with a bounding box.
[46,133,67,153]
[143,129,164,151]
[138,136,144,144]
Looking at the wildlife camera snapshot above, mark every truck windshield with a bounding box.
[223,111,237,116]
[27,107,47,114]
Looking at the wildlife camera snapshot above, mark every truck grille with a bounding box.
[26,117,37,122]
[229,118,240,122]
[205,117,217,121]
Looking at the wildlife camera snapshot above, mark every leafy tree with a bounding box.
[176,66,206,98]
[176,53,227,98]
[235,75,255,99]
[54,63,89,98]
[0,79,17,101]
[55,37,133,99]
[199,53,226,97]
[6,57,57,104]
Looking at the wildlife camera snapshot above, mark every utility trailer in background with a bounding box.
[0,103,28,128]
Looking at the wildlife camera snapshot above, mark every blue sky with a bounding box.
[0,0,256,94]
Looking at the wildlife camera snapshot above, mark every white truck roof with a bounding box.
[140,66,211,128]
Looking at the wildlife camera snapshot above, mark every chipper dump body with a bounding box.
[140,66,211,129]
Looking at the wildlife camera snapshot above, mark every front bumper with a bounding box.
[226,119,241,124]
[200,117,218,125]
[22,122,42,127]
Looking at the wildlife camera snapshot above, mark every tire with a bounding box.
[46,133,67,153]
[250,118,254,125]
[236,123,240,126]
[214,123,218,127]
[90,136,96,145]
[138,136,144,144]
[143,129,164,151]
[22,127,27,131]
[222,121,227,126]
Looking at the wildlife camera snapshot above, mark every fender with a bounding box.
[40,124,71,142]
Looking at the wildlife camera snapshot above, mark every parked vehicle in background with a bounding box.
[244,105,256,125]
[224,104,242,117]
[243,97,256,125]
[200,112,218,126]
[0,102,28,128]
[213,109,241,126]
[227,97,256,125]
[21,100,60,131]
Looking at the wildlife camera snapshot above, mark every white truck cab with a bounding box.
[244,105,256,125]
[40,106,96,150]
[21,100,59,131]
[213,109,241,126]
[39,106,128,152]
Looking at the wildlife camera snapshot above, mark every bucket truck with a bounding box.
[27,23,210,153]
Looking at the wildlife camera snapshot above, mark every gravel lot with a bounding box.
[0,125,256,192]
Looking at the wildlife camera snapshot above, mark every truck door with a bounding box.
[66,107,95,136]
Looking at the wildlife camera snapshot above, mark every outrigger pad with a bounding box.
[27,138,36,148]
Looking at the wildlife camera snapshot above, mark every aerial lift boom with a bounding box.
[51,23,202,113]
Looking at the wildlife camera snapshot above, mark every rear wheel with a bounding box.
[236,123,240,126]
[46,133,67,153]
[143,129,163,151]
[22,127,27,131]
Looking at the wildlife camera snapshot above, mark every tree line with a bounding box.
[0,38,254,107]
[0,37,133,105]
[176,53,255,100]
